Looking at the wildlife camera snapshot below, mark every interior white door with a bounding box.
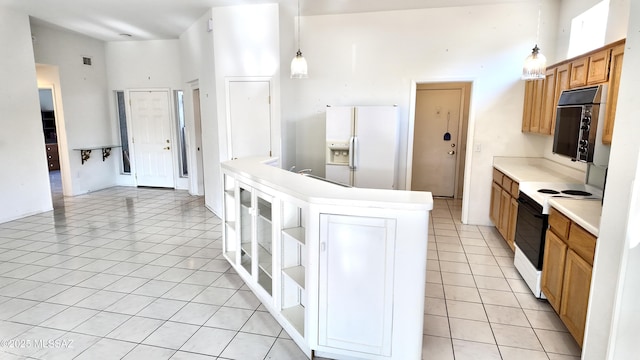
[228,80,271,159]
[318,214,395,356]
[130,90,175,188]
[411,89,462,196]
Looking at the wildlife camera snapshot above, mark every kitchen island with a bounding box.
[221,157,433,360]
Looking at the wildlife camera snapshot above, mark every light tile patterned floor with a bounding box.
[0,175,582,359]
[423,199,582,360]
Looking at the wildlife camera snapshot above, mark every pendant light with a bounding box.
[522,1,546,80]
[290,0,308,78]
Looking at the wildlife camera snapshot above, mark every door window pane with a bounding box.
[115,91,131,174]
[175,90,188,177]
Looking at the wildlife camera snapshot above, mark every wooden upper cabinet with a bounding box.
[553,63,571,134]
[524,39,625,139]
[569,57,589,88]
[522,80,535,132]
[603,44,625,145]
[586,49,611,85]
[530,79,544,133]
[540,68,557,135]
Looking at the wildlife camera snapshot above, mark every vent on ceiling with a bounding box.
[82,57,92,66]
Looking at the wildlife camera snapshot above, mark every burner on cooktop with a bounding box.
[561,190,592,196]
[538,189,560,194]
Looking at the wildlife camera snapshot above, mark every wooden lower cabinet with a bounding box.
[541,229,567,313]
[560,250,593,345]
[499,189,511,239]
[541,207,596,347]
[506,197,518,250]
[490,181,501,225]
[489,168,518,251]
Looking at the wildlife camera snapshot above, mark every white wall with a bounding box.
[179,10,220,212]
[177,4,281,216]
[31,22,116,195]
[105,40,188,190]
[35,64,74,197]
[211,3,282,164]
[288,2,557,225]
[584,2,638,359]
[0,7,52,223]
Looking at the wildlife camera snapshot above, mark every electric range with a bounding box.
[518,181,603,214]
[514,181,602,298]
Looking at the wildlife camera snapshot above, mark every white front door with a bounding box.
[227,80,272,159]
[130,90,175,188]
[411,88,462,197]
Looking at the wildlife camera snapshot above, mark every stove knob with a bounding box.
[579,140,588,146]
[581,124,590,131]
[579,146,588,154]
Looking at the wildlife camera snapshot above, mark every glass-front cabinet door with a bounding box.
[235,183,274,297]
[256,194,273,296]
[239,185,253,274]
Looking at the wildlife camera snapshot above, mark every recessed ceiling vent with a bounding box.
[82,57,92,66]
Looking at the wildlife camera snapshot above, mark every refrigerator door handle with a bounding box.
[350,136,358,170]
[348,136,355,170]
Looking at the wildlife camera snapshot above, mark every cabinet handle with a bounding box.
[320,242,326,252]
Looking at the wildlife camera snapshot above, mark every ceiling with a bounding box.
[1,0,529,42]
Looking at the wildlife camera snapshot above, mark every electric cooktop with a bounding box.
[520,182,603,214]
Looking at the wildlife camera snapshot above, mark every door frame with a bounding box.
[125,88,177,188]
[37,83,69,196]
[224,76,275,161]
[405,81,473,200]
[190,83,205,196]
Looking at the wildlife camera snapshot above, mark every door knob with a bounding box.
[448,150,455,155]
[164,146,170,150]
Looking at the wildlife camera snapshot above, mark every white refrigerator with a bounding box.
[325,106,399,189]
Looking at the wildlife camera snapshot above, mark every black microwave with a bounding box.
[553,86,603,162]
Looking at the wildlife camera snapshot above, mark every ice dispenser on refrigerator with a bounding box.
[326,142,350,165]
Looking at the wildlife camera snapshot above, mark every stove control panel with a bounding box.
[576,106,597,162]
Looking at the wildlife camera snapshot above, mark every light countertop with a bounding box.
[493,157,585,183]
[547,198,602,236]
[493,157,602,236]
[222,157,433,211]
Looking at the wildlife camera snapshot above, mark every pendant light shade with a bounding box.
[291,49,308,78]
[522,45,547,80]
[291,0,308,79]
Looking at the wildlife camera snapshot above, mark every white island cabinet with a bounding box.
[221,157,433,360]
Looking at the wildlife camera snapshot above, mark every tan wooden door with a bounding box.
[411,88,462,197]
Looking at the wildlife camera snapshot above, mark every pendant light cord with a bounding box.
[296,0,301,51]
[535,0,541,45]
